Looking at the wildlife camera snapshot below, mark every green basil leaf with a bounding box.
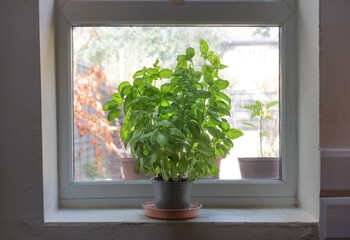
[243,104,256,110]
[208,115,221,127]
[145,76,153,85]
[209,163,218,177]
[216,100,230,109]
[120,85,133,99]
[203,65,212,75]
[178,159,188,176]
[186,47,195,59]
[212,106,230,116]
[216,92,231,105]
[160,83,176,94]
[140,131,153,141]
[200,132,211,144]
[159,69,173,78]
[170,161,177,178]
[193,71,202,82]
[133,78,144,87]
[156,132,168,147]
[110,95,123,106]
[151,151,160,167]
[161,106,176,114]
[124,130,135,148]
[266,101,279,109]
[218,64,228,70]
[226,128,244,140]
[133,70,144,79]
[207,127,219,138]
[142,156,152,169]
[146,68,158,75]
[107,109,121,121]
[163,92,174,101]
[188,167,195,181]
[153,59,159,67]
[134,158,140,173]
[204,74,213,86]
[199,39,209,54]
[118,81,131,93]
[103,100,120,111]
[187,121,200,138]
[196,90,211,99]
[120,121,129,141]
[161,164,169,181]
[221,121,230,131]
[207,55,221,68]
[156,120,172,128]
[176,56,187,69]
[242,122,255,128]
[261,130,268,137]
[214,79,229,90]
[222,138,233,149]
[169,127,185,140]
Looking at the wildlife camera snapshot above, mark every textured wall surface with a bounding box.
[0,0,319,239]
[0,0,44,238]
[320,0,350,239]
[320,0,350,149]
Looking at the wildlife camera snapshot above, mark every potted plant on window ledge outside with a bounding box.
[120,154,154,180]
[103,39,243,219]
[112,112,153,180]
[238,100,279,179]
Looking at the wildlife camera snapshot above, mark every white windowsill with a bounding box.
[45,207,318,224]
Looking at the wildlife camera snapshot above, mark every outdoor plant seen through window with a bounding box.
[72,27,280,181]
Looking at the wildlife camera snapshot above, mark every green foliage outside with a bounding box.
[82,160,108,179]
[242,100,278,157]
[103,40,243,181]
[252,27,273,38]
[74,27,224,84]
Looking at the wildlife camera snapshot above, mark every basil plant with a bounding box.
[103,39,243,182]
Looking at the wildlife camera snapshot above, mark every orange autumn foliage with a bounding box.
[74,66,119,178]
[91,138,98,146]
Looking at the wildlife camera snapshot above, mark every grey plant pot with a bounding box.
[151,179,193,209]
[238,157,280,179]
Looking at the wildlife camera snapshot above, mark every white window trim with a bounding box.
[56,0,297,208]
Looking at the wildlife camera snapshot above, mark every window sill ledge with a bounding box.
[45,207,319,238]
[46,207,318,224]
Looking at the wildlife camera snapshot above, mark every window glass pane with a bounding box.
[72,26,280,181]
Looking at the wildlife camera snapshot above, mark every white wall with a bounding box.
[297,0,320,218]
[40,0,58,220]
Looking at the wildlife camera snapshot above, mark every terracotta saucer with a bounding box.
[141,201,202,220]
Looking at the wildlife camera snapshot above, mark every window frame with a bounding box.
[56,0,296,208]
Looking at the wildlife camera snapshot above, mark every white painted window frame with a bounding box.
[56,0,296,208]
